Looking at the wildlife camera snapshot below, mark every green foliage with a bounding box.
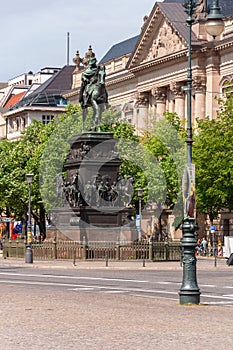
[0,120,50,221]
[140,112,186,212]
[39,104,83,211]
[193,92,233,217]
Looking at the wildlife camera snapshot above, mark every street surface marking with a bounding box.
[130,294,178,301]
[200,284,216,288]
[68,287,95,291]
[201,294,233,300]
[0,279,178,296]
[203,301,233,305]
[0,272,148,283]
[104,290,129,294]
[157,282,180,286]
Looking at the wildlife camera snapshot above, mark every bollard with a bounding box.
[53,237,57,260]
[73,248,76,266]
[149,240,153,261]
[142,246,146,267]
[116,240,120,261]
[214,246,217,267]
[105,251,109,267]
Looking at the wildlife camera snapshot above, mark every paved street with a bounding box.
[0,257,233,349]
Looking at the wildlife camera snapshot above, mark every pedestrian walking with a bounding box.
[201,237,208,255]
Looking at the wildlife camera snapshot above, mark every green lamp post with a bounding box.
[25,173,34,264]
[137,188,143,241]
[179,0,224,305]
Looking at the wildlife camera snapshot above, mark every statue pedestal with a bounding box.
[51,132,137,242]
[51,205,137,241]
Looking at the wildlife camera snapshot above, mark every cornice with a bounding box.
[106,72,135,86]
[215,40,233,51]
[2,106,66,118]
[63,89,78,98]
[200,38,233,53]
[129,49,187,74]
[106,49,200,87]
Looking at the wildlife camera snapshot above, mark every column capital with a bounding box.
[193,76,206,93]
[135,91,149,107]
[170,81,184,98]
[151,86,167,102]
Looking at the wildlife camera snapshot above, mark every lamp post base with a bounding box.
[179,290,201,305]
[179,217,200,305]
[25,246,33,264]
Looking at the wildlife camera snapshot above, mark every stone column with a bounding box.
[151,87,167,118]
[134,91,149,132]
[205,51,222,119]
[193,76,206,121]
[170,82,185,120]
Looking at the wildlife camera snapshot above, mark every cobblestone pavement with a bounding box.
[0,257,232,350]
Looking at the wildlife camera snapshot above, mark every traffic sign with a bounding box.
[210,225,216,233]
[136,214,140,230]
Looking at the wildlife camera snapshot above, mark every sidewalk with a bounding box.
[0,256,230,270]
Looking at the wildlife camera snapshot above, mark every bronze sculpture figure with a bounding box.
[79,48,108,132]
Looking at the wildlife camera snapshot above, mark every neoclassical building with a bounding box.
[67,0,233,134]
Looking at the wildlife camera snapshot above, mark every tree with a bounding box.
[0,119,56,237]
[161,101,233,229]
[137,112,186,238]
[193,92,233,222]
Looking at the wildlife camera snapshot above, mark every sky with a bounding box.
[0,0,163,82]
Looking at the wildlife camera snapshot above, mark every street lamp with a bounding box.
[179,0,224,305]
[25,173,34,263]
[205,0,224,39]
[137,188,143,241]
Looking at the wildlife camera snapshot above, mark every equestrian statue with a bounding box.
[78,46,108,132]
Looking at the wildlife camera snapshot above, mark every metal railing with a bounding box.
[2,239,181,262]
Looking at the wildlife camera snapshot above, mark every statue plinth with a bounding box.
[51,132,137,241]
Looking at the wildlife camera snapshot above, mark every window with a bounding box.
[223,219,230,236]
[42,115,54,124]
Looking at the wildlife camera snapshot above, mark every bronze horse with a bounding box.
[79,59,108,132]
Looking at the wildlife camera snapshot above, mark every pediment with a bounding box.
[143,18,185,63]
[128,5,186,68]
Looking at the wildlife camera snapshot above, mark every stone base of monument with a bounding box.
[50,206,137,242]
[49,131,138,242]
[47,227,137,242]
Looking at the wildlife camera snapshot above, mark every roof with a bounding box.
[10,65,75,110]
[4,91,26,108]
[99,35,139,64]
[32,65,75,95]
[158,2,199,45]
[212,0,233,17]
[99,2,202,65]
[164,0,233,17]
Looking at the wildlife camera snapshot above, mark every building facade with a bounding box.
[69,1,233,132]
[0,66,74,141]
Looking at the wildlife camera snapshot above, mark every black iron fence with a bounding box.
[3,239,181,262]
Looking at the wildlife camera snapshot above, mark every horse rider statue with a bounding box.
[79,46,108,132]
